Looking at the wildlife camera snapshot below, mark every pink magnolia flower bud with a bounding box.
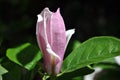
[36,7,75,75]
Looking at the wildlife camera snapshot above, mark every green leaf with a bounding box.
[69,40,81,51]
[0,64,8,80]
[72,76,83,80]
[58,67,94,80]
[2,61,22,80]
[6,43,42,70]
[66,40,81,53]
[94,62,119,70]
[93,58,119,70]
[2,59,37,80]
[0,65,8,75]
[0,75,2,80]
[61,36,120,74]
[65,40,81,58]
[0,58,3,63]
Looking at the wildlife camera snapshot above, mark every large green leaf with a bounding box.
[6,43,42,70]
[61,36,120,74]
[0,75,2,80]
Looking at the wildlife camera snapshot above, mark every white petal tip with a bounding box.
[37,15,43,22]
[71,29,75,34]
[66,29,75,36]
[65,29,75,50]
[56,8,60,13]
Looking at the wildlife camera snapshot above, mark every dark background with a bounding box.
[0,0,120,56]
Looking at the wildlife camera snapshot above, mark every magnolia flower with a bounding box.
[36,7,75,75]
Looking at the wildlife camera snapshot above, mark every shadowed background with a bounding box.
[0,0,120,55]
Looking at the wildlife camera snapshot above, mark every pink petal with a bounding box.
[50,8,66,74]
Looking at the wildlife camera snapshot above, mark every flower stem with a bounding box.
[50,76,57,80]
[42,74,49,80]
